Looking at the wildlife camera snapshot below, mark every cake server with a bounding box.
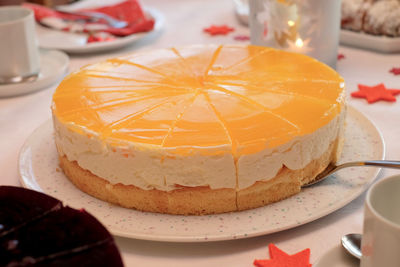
[303,160,400,187]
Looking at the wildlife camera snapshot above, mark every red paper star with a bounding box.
[351,83,400,103]
[254,244,311,267]
[203,25,234,36]
[234,34,250,41]
[389,67,400,75]
[337,53,345,60]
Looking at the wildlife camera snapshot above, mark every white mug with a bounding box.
[360,175,400,267]
[0,6,40,84]
[249,0,341,69]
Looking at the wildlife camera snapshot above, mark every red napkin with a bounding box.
[24,0,154,38]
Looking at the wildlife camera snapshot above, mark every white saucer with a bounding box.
[314,245,359,267]
[36,7,164,54]
[0,49,69,98]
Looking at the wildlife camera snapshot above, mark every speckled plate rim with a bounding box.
[18,106,384,242]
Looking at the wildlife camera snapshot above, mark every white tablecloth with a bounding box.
[1,0,400,266]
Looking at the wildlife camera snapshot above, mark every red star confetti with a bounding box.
[253,244,312,267]
[351,83,400,103]
[337,53,345,60]
[234,34,250,41]
[389,67,400,75]
[203,25,234,36]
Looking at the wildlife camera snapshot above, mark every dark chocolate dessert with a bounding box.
[0,186,124,266]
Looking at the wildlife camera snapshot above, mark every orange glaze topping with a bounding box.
[52,45,345,156]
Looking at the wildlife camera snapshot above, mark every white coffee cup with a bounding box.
[0,6,40,84]
[249,0,341,69]
[360,175,400,267]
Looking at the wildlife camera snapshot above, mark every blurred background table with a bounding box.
[1,0,400,266]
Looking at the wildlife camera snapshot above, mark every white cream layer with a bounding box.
[53,110,345,191]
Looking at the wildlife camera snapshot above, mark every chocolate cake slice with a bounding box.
[0,186,123,266]
[0,186,62,238]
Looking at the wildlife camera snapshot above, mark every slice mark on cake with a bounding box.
[209,79,343,101]
[102,94,196,145]
[162,93,232,148]
[203,45,223,79]
[207,45,271,73]
[107,58,183,86]
[206,83,301,131]
[160,90,204,147]
[204,88,300,154]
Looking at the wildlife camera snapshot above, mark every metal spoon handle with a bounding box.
[54,9,128,28]
[363,160,400,168]
[340,160,400,170]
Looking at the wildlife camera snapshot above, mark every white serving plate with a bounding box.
[19,106,384,242]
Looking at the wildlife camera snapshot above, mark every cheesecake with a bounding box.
[52,44,346,215]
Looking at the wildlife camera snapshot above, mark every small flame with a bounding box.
[295,38,303,48]
[287,20,295,27]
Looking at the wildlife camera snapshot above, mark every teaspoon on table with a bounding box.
[54,9,128,29]
[341,233,362,260]
[302,160,400,187]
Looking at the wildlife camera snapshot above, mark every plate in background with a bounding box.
[36,7,164,54]
[340,29,400,53]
